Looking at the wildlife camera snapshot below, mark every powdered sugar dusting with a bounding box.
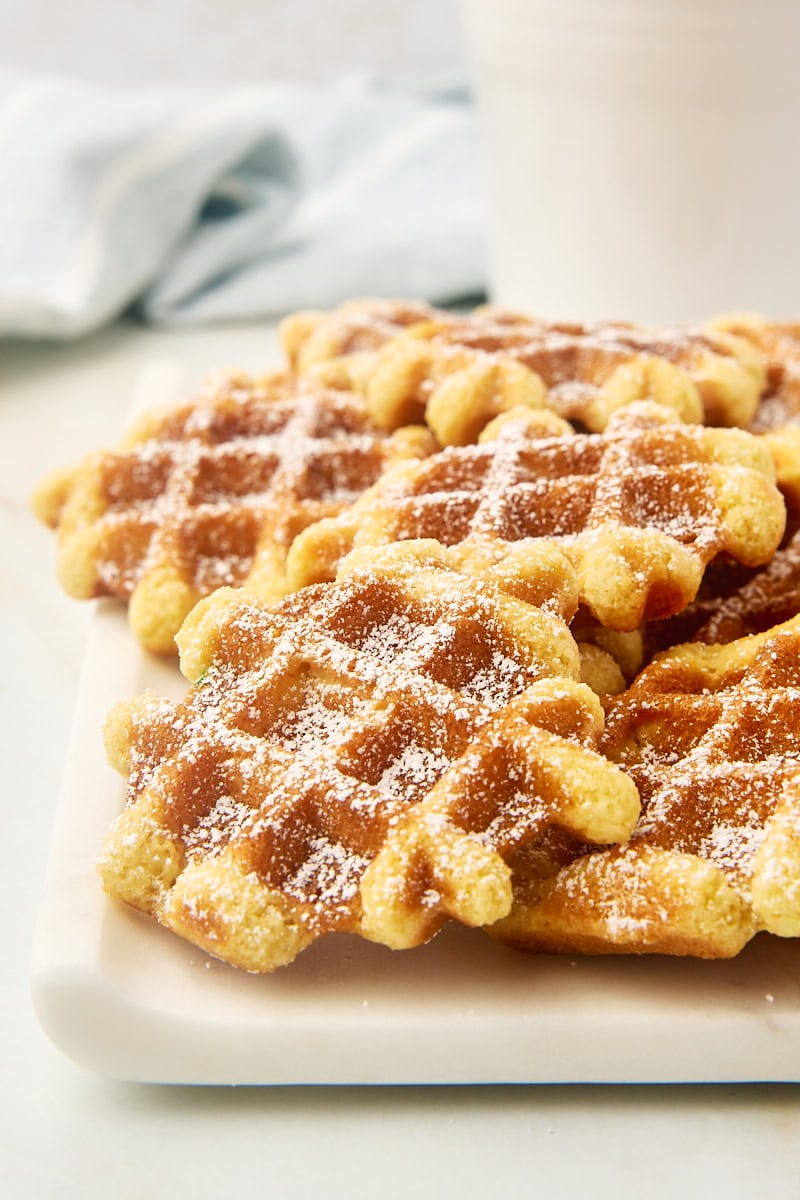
[108,545,609,969]
[284,837,370,911]
[375,742,451,801]
[602,632,800,909]
[84,375,427,600]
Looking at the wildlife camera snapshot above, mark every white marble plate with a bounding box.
[30,597,800,1085]
[30,360,800,1085]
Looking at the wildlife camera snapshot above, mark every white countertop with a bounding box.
[3,318,800,1198]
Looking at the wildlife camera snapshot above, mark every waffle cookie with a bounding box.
[282,299,767,442]
[490,616,800,958]
[98,542,641,972]
[287,404,786,632]
[32,371,434,654]
[712,314,800,433]
[591,528,800,678]
[689,529,800,645]
[708,315,800,515]
[280,298,439,392]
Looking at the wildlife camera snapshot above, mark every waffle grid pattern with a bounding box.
[99,547,640,970]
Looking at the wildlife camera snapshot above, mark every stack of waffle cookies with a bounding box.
[33,300,800,971]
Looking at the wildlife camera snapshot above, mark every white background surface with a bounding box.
[3,318,800,1197]
[0,0,467,86]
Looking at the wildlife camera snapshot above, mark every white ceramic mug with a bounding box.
[462,0,800,323]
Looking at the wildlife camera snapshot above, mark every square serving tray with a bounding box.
[31,363,800,1085]
[31,599,800,1086]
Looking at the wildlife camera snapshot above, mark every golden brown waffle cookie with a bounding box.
[287,404,786,632]
[31,372,435,654]
[710,315,800,514]
[98,542,640,971]
[574,559,769,682]
[712,313,800,433]
[597,531,800,675]
[490,616,800,958]
[290,302,766,442]
[759,424,800,517]
[688,528,800,645]
[279,298,440,392]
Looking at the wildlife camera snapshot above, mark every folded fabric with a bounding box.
[0,70,487,340]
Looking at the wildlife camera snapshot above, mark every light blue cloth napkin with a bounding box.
[0,70,486,340]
